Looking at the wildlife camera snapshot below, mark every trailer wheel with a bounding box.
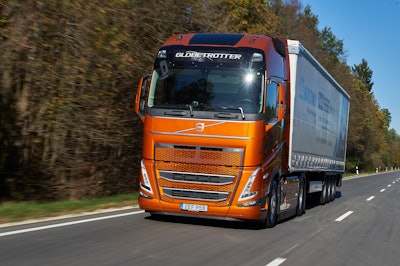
[319,176,327,205]
[265,181,278,228]
[328,175,336,202]
[325,176,332,203]
[327,176,333,203]
[296,176,306,216]
[332,176,337,201]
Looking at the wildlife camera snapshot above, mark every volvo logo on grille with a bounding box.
[195,122,205,132]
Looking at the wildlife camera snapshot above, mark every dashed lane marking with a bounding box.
[335,211,354,222]
[266,258,287,266]
[366,196,375,201]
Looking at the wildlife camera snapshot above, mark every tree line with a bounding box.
[1,0,399,201]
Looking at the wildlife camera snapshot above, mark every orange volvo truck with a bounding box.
[135,33,350,227]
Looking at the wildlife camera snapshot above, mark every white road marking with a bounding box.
[281,244,300,255]
[380,189,386,192]
[0,206,137,229]
[366,196,375,201]
[335,211,354,222]
[266,258,287,266]
[0,210,144,237]
[388,184,392,187]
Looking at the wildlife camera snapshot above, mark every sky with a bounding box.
[302,0,400,133]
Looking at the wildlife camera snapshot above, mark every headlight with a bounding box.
[140,160,153,194]
[239,168,260,201]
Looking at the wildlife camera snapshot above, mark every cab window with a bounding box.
[265,81,279,123]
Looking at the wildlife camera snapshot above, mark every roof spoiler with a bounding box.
[267,35,286,58]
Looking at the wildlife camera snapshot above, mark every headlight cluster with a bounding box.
[239,168,260,201]
[140,160,153,195]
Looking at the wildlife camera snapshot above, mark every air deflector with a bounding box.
[189,33,244,46]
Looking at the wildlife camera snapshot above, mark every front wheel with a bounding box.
[265,181,278,228]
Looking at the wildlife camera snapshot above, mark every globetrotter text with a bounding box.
[175,51,242,60]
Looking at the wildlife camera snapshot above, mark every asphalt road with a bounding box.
[1,171,400,266]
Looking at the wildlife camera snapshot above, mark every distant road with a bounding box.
[1,171,400,266]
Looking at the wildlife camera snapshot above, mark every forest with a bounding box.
[1,0,400,202]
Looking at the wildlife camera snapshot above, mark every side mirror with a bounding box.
[135,74,151,122]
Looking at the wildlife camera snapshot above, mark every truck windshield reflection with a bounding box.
[148,67,264,114]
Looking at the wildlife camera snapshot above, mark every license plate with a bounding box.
[180,203,208,212]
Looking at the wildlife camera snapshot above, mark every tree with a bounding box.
[225,0,278,34]
[381,108,391,129]
[319,27,346,64]
[293,5,320,52]
[351,59,374,93]
[387,129,400,167]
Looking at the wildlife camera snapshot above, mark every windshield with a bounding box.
[148,67,264,114]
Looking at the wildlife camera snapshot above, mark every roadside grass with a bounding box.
[0,193,139,224]
[343,172,356,178]
[344,171,387,178]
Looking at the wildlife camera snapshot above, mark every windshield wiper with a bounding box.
[216,106,245,120]
[188,104,194,117]
[158,103,197,117]
[163,110,187,116]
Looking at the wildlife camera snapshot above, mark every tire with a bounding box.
[296,176,306,216]
[326,176,332,203]
[327,176,333,203]
[265,181,278,228]
[330,176,336,202]
[319,175,327,205]
[331,176,337,201]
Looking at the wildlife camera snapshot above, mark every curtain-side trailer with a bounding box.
[135,33,350,227]
[287,40,350,206]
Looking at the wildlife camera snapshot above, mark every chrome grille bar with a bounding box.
[163,188,229,202]
[159,170,234,185]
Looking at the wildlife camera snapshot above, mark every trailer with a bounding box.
[288,40,350,204]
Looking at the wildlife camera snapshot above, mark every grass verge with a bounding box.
[0,193,139,224]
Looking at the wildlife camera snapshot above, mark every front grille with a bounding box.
[163,188,229,201]
[155,144,244,206]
